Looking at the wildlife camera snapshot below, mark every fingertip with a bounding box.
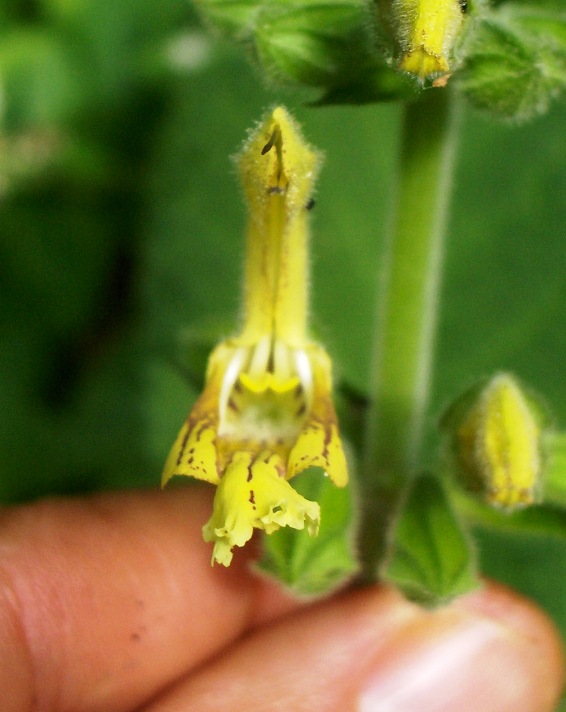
[458,580,565,711]
[359,581,565,712]
[148,581,564,712]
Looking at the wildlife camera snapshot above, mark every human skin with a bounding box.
[0,486,563,712]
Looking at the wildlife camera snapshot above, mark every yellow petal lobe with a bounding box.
[202,451,321,566]
[161,417,219,487]
[287,346,348,487]
[161,343,235,487]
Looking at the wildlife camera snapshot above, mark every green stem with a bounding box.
[358,89,461,583]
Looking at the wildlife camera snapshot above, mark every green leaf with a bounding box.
[257,467,358,595]
[383,475,480,605]
[254,2,373,84]
[457,7,566,121]
[255,0,414,102]
[195,0,412,103]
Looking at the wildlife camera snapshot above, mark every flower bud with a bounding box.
[375,0,467,83]
[441,374,546,510]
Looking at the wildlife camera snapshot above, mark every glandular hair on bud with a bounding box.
[441,373,545,511]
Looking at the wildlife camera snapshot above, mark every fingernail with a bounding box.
[358,611,556,712]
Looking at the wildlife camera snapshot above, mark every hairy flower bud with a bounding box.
[375,0,467,83]
[441,373,546,510]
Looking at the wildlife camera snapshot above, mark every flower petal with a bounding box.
[287,413,348,487]
[161,404,220,487]
[202,450,320,566]
[161,348,234,486]
[287,346,348,487]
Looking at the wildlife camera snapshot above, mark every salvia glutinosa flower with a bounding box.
[162,107,348,566]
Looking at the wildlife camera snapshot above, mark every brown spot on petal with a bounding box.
[228,397,240,413]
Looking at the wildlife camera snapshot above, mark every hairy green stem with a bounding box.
[358,89,461,583]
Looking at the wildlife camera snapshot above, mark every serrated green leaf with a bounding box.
[383,475,480,605]
[457,7,566,120]
[257,467,358,595]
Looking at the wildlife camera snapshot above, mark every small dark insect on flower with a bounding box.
[305,197,316,211]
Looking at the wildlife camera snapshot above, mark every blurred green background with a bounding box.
[1,0,566,663]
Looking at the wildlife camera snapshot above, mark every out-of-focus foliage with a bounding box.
[1,0,566,658]
[0,0,195,498]
[192,0,566,118]
[456,5,566,121]
[193,0,414,104]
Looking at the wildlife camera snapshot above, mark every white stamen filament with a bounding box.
[247,335,271,380]
[294,349,313,410]
[218,347,247,427]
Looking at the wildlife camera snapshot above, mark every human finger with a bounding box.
[0,486,300,712]
[142,581,564,712]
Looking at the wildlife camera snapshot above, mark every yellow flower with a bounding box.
[380,0,467,81]
[162,107,348,566]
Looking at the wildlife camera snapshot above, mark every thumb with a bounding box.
[143,581,564,712]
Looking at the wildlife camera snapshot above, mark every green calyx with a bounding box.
[194,0,566,118]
